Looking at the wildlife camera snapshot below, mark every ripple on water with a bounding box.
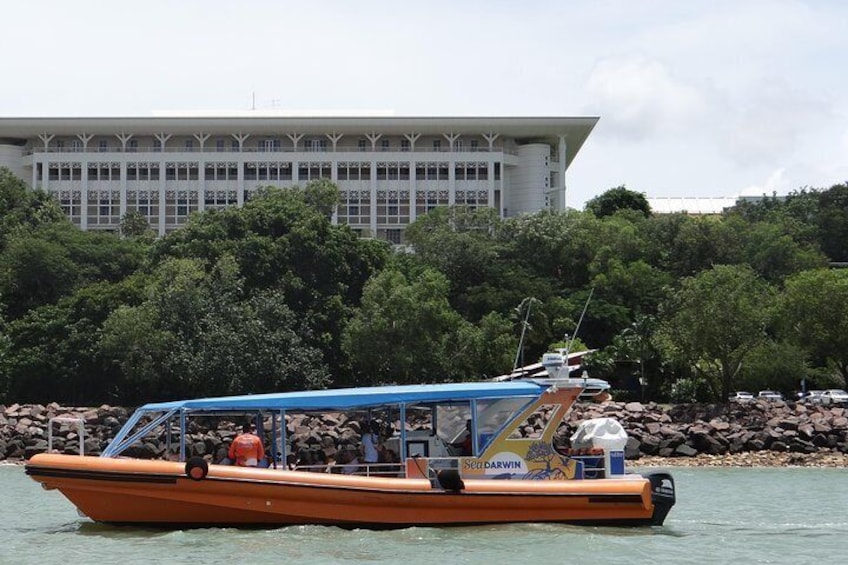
[3,465,847,565]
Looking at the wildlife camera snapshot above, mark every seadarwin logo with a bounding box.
[463,452,529,475]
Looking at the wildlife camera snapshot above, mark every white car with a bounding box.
[802,390,825,404]
[729,391,754,402]
[820,389,848,405]
[757,390,784,401]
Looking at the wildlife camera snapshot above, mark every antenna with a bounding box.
[566,288,594,356]
[252,91,256,110]
[513,297,535,372]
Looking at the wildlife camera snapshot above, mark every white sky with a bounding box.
[2,0,846,208]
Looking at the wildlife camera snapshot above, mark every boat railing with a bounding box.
[291,462,405,477]
[48,417,86,456]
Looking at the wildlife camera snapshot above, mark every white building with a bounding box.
[0,115,597,241]
[647,196,738,215]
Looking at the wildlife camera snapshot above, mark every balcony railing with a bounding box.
[25,145,518,156]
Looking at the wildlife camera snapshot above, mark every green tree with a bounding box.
[99,256,330,403]
[585,185,651,218]
[151,184,389,378]
[734,340,809,395]
[656,264,774,401]
[816,182,848,261]
[499,209,601,290]
[342,267,472,384]
[0,166,66,250]
[120,210,155,239]
[300,178,341,218]
[737,220,827,283]
[405,206,513,320]
[0,235,79,319]
[639,214,742,278]
[0,311,9,398]
[1,276,147,404]
[0,222,149,320]
[777,268,848,387]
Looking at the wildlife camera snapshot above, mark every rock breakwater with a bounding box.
[2,399,847,466]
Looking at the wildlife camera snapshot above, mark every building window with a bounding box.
[261,139,280,152]
[71,139,82,152]
[339,188,370,225]
[232,139,240,151]
[386,229,402,244]
[99,140,108,152]
[153,139,162,152]
[298,162,331,181]
[416,163,450,181]
[185,139,194,152]
[209,163,240,181]
[337,163,370,181]
[415,189,449,216]
[358,139,367,152]
[56,140,65,151]
[204,189,237,211]
[470,139,479,151]
[59,190,81,224]
[455,140,463,151]
[216,139,225,152]
[306,138,328,152]
[376,189,408,225]
[401,139,410,152]
[88,190,120,226]
[433,139,441,151]
[381,139,390,152]
[128,139,138,152]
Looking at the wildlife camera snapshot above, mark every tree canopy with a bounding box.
[1,165,846,405]
[585,185,651,218]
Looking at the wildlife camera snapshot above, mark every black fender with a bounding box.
[436,469,465,492]
[185,456,209,481]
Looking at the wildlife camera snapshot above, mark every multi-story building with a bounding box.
[0,115,597,242]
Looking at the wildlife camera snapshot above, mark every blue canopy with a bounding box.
[139,381,546,413]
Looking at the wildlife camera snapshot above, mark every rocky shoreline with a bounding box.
[2,398,847,467]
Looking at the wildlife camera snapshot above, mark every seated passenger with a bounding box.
[308,447,328,472]
[337,445,361,475]
[451,420,474,456]
[286,453,298,470]
[361,420,382,466]
[377,448,400,476]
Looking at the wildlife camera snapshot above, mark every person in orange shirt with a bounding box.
[228,423,265,467]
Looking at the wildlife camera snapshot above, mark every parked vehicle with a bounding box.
[729,391,754,402]
[801,390,825,404]
[757,390,784,401]
[820,389,848,405]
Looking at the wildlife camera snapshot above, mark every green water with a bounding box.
[1,464,844,564]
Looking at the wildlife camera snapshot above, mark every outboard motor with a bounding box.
[645,471,676,526]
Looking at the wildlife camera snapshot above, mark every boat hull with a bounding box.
[26,453,669,528]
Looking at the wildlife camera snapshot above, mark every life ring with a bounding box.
[185,456,209,481]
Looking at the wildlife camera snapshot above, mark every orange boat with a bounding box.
[26,377,675,528]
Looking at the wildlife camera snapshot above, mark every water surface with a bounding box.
[1,464,842,564]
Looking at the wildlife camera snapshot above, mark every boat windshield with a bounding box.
[434,397,535,449]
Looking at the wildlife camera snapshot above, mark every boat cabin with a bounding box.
[96,377,628,482]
